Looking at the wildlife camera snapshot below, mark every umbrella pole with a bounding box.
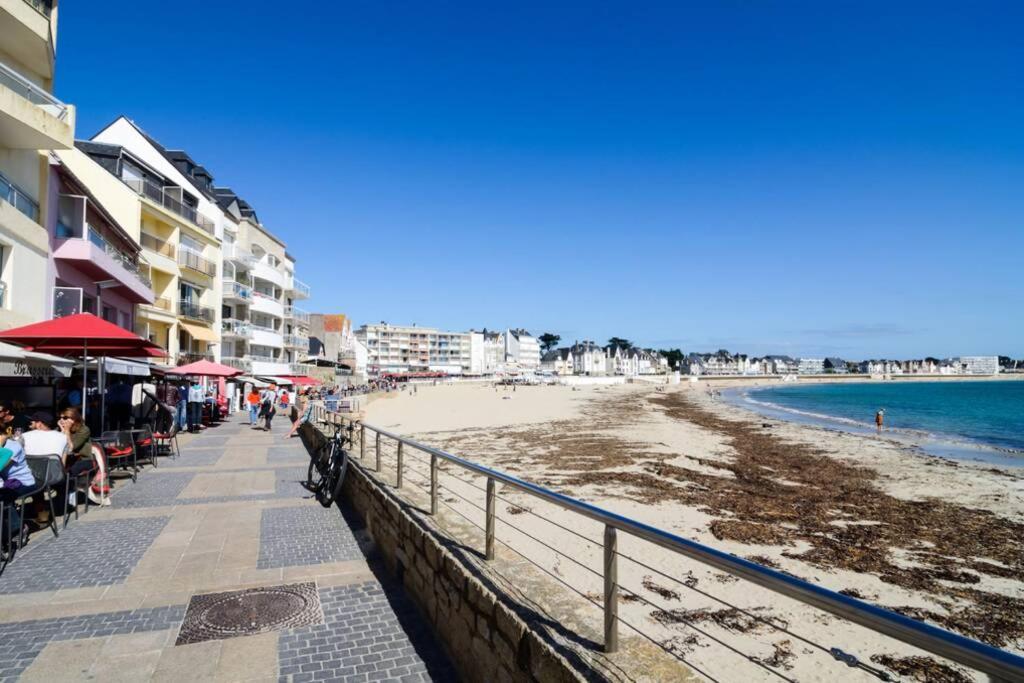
[99,357,106,433]
[82,339,88,422]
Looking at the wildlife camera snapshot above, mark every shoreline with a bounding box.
[364,381,1024,681]
[721,382,1024,468]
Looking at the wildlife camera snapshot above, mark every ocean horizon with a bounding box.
[731,379,1024,462]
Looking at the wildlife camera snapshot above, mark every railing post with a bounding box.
[430,453,438,515]
[375,432,381,472]
[604,525,619,653]
[360,425,365,460]
[396,441,404,489]
[485,478,496,560]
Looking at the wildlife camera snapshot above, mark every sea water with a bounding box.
[730,380,1024,464]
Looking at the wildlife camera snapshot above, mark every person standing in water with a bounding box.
[875,409,885,433]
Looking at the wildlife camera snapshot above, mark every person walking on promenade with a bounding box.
[875,409,885,433]
[176,382,188,430]
[187,379,204,433]
[246,388,261,426]
[259,384,278,431]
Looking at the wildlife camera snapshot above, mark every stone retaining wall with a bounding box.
[339,457,593,682]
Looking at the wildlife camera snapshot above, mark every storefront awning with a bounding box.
[235,375,269,388]
[81,357,152,377]
[0,342,74,379]
[179,321,218,343]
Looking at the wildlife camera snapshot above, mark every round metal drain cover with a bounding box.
[177,581,324,645]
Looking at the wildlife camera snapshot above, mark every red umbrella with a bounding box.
[166,359,242,378]
[276,375,321,386]
[0,313,165,420]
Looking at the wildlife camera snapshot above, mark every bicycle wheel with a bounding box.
[317,449,348,508]
[307,441,333,491]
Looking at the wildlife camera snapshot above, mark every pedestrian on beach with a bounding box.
[875,409,885,433]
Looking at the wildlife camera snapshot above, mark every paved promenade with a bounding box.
[0,418,456,682]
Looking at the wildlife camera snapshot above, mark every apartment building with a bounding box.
[958,356,999,376]
[214,187,311,377]
[505,328,541,372]
[0,0,76,328]
[356,323,472,375]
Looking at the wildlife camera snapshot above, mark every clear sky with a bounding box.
[56,1,1022,359]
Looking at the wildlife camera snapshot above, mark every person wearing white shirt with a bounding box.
[22,412,69,459]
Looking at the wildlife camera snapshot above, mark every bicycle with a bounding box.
[306,419,352,508]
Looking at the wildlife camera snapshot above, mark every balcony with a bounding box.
[122,178,215,234]
[178,300,215,324]
[0,59,72,150]
[178,247,216,277]
[139,296,174,317]
[284,306,310,326]
[250,290,284,318]
[140,232,175,259]
[222,318,252,339]
[223,243,257,267]
[221,356,252,374]
[222,280,251,302]
[288,277,310,300]
[283,334,308,351]
[0,169,37,220]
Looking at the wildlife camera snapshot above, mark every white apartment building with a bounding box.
[505,328,540,372]
[571,341,606,375]
[356,323,472,375]
[540,348,574,375]
[798,358,825,375]
[215,187,310,378]
[957,356,999,375]
[1,0,76,328]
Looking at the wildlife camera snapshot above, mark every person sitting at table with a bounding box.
[58,408,107,506]
[23,411,69,457]
[0,400,16,437]
[0,435,35,554]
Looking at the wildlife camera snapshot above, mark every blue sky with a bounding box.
[57,1,1022,359]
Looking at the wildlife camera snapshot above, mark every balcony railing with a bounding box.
[140,232,175,258]
[247,352,280,363]
[223,243,257,267]
[23,0,54,17]
[178,300,215,324]
[84,229,149,284]
[284,334,308,350]
[284,306,310,325]
[0,171,38,221]
[177,352,214,365]
[221,356,252,373]
[222,281,251,300]
[222,319,252,337]
[122,178,215,233]
[143,296,173,312]
[178,247,216,276]
[289,278,311,298]
[0,60,68,121]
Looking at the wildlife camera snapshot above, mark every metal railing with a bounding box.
[140,232,175,258]
[309,406,1024,683]
[122,178,214,233]
[222,281,251,300]
[177,300,215,323]
[0,60,67,120]
[283,334,308,349]
[289,277,311,298]
[177,247,216,276]
[284,305,310,325]
[0,170,39,221]
[143,296,173,312]
[221,356,252,373]
[177,352,213,365]
[222,319,252,337]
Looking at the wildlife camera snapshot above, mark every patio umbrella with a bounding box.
[0,313,165,421]
[165,359,242,378]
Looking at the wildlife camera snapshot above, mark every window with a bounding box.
[83,296,96,315]
[103,305,116,323]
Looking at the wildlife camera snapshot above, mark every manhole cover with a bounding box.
[176,581,323,645]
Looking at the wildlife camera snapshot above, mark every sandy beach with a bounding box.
[363,380,1024,682]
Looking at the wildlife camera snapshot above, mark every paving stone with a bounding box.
[258,506,363,570]
[0,517,170,594]
[276,583,454,683]
[111,468,308,508]
[159,448,226,468]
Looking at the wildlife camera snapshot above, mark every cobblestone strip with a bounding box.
[110,468,308,509]
[268,444,309,461]
[257,506,363,570]
[277,582,455,683]
[0,604,185,681]
[0,517,170,594]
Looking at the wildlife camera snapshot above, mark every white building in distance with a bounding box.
[505,328,540,372]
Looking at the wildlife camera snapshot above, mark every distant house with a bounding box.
[540,348,574,375]
[823,357,847,374]
[570,341,606,375]
[764,355,798,375]
[606,345,640,376]
[683,351,747,376]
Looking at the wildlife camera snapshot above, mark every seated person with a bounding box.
[0,435,35,551]
[22,411,69,457]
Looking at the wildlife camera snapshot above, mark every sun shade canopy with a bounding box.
[0,313,165,358]
[166,359,243,378]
